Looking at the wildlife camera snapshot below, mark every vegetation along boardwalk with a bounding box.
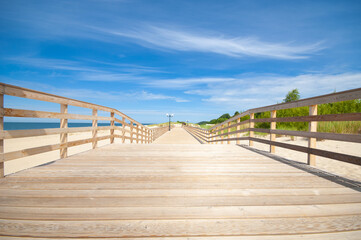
[0,83,361,239]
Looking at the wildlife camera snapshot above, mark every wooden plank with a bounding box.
[122,117,126,143]
[0,136,111,162]
[308,105,318,166]
[3,108,112,121]
[251,87,361,113]
[236,118,241,144]
[249,113,254,146]
[3,83,113,112]
[209,137,248,143]
[92,109,97,149]
[1,231,361,240]
[0,215,360,237]
[216,120,249,132]
[211,88,361,130]
[0,180,344,190]
[214,128,248,138]
[1,126,114,139]
[270,110,276,153]
[1,194,360,207]
[252,112,361,123]
[59,104,68,159]
[1,203,360,220]
[110,112,114,144]
[3,83,147,128]
[227,122,231,144]
[249,137,361,165]
[0,188,357,198]
[250,128,361,143]
[0,90,3,177]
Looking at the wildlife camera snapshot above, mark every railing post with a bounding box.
[110,112,114,144]
[130,122,134,143]
[60,104,68,159]
[136,125,139,144]
[216,127,219,144]
[207,130,210,144]
[122,117,125,143]
[139,125,141,144]
[0,89,4,178]
[221,125,224,144]
[236,118,241,145]
[92,109,97,149]
[270,110,277,153]
[308,105,318,166]
[249,113,254,146]
[227,122,231,144]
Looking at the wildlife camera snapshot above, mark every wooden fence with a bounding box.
[0,83,168,177]
[184,88,361,166]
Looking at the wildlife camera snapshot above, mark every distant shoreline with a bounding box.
[3,122,153,130]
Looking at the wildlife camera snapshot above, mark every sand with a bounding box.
[238,135,361,182]
[4,128,131,176]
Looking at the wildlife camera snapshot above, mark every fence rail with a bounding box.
[0,83,168,177]
[185,88,361,166]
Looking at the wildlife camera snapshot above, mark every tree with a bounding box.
[283,89,300,103]
[233,111,240,116]
[219,113,231,119]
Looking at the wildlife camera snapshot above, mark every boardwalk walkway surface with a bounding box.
[0,127,361,239]
[153,126,200,144]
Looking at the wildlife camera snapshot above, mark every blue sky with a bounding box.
[0,0,360,123]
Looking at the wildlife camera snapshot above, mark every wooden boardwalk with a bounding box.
[0,127,360,239]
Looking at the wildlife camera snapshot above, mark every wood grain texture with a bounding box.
[0,143,360,239]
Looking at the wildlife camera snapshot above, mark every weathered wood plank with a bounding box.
[249,137,361,165]
[1,215,360,237]
[1,126,114,139]
[252,112,361,123]
[3,108,112,121]
[1,203,360,220]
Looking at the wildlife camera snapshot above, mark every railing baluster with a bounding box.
[270,110,277,153]
[249,113,254,146]
[92,109,97,149]
[130,121,134,143]
[236,118,241,145]
[308,105,318,166]
[136,124,139,144]
[0,87,4,178]
[227,122,231,144]
[60,104,68,158]
[110,112,114,144]
[122,117,126,143]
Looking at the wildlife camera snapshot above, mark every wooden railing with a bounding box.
[152,125,169,141]
[185,88,361,166]
[0,83,168,177]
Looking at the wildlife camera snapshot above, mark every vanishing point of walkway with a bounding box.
[0,127,361,239]
[153,126,201,144]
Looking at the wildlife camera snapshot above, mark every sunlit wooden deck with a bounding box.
[1,128,360,239]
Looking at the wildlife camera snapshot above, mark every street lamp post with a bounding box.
[166,113,174,131]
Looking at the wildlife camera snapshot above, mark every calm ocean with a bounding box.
[4,122,151,130]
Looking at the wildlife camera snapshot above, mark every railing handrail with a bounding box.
[211,87,361,130]
[1,83,146,128]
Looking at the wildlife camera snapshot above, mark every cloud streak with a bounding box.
[104,26,325,59]
[183,72,361,109]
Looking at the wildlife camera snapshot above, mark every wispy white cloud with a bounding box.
[183,72,361,109]
[5,56,162,82]
[1,78,188,103]
[102,26,324,59]
[143,77,239,89]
